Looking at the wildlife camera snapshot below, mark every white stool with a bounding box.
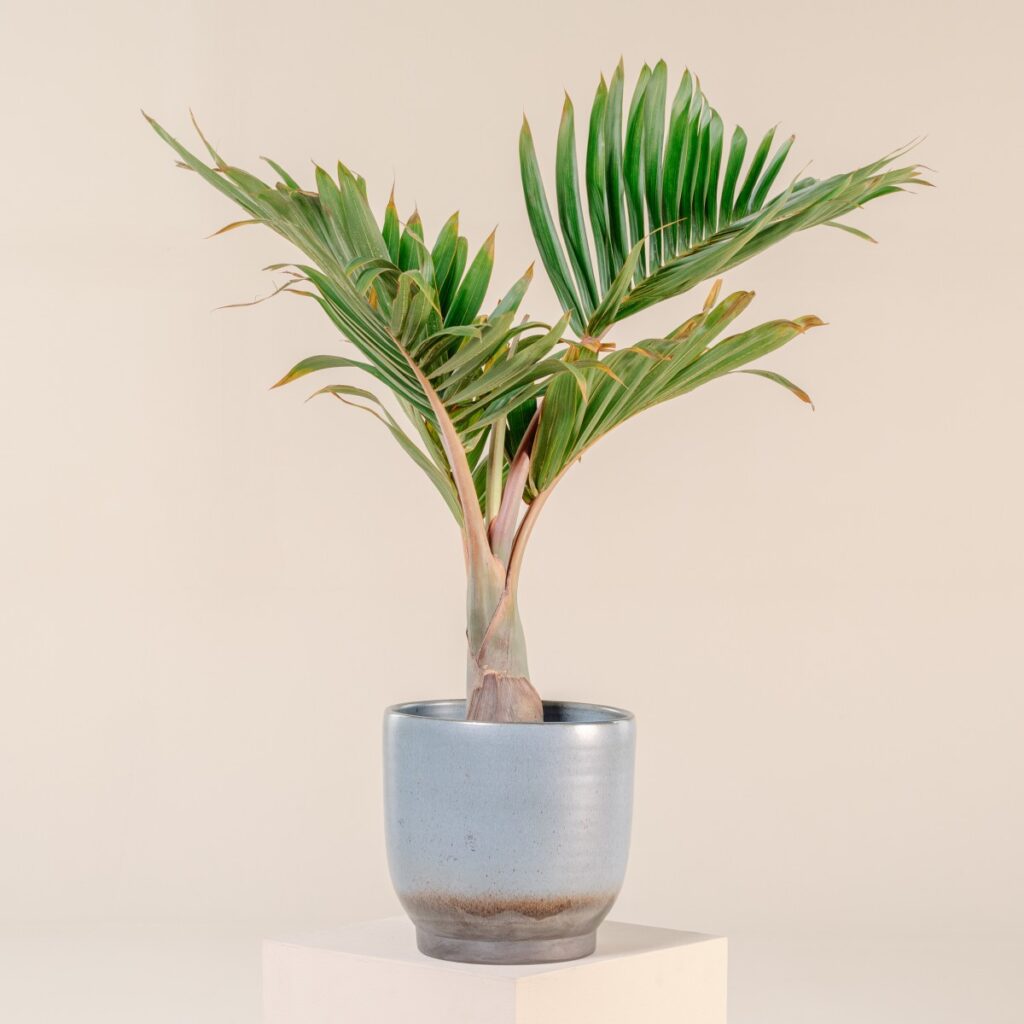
[263,916,727,1023]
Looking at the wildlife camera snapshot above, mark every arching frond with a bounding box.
[519,60,927,337]
[528,286,825,493]
[144,114,574,530]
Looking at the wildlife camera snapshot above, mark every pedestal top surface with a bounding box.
[266,916,721,979]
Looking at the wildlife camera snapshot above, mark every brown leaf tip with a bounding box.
[795,315,827,333]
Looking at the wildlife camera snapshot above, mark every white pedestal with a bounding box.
[263,916,727,1024]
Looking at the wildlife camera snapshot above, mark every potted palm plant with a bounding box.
[146,60,924,965]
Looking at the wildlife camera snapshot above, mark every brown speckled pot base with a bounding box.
[416,928,596,965]
[399,890,616,962]
[400,890,616,936]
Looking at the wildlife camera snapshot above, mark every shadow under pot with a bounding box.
[383,699,636,965]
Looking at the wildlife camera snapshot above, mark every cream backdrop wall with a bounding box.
[2,0,1022,1013]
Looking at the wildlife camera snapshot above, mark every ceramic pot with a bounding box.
[383,699,636,965]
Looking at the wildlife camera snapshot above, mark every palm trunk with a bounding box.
[407,348,545,723]
[464,552,543,722]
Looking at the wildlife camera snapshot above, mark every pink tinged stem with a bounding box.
[488,412,539,566]
[504,482,554,596]
[400,351,494,575]
[476,472,559,658]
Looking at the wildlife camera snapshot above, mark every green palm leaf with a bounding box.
[519,63,927,338]
[145,113,575,536]
[529,288,824,489]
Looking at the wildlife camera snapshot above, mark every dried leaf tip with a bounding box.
[795,315,827,333]
[703,278,723,312]
[205,219,258,239]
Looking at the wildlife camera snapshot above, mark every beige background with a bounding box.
[2,0,1022,1020]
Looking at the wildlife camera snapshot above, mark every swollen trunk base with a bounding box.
[466,671,543,722]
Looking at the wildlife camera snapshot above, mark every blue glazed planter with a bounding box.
[383,699,636,964]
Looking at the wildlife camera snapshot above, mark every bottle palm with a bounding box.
[146,60,925,722]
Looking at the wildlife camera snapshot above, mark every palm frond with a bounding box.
[310,384,465,523]
[528,287,824,492]
[145,113,573,527]
[519,60,928,338]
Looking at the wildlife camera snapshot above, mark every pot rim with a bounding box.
[385,698,634,726]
